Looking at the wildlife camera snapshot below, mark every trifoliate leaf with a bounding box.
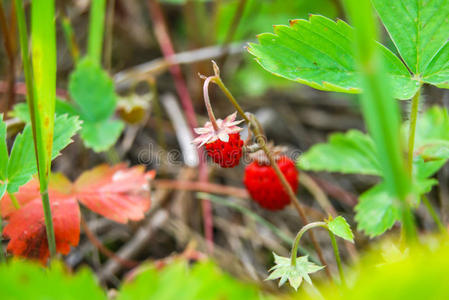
[298,130,381,175]
[326,216,354,242]
[373,0,449,88]
[267,253,324,290]
[248,15,419,99]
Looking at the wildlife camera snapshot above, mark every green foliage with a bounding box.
[373,0,449,88]
[117,260,261,300]
[355,183,400,237]
[69,58,117,122]
[249,0,449,98]
[298,106,449,236]
[67,57,124,152]
[298,130,380,175]
[266,253,323,291]
[80,119,124,152]
[326,216,354,242]
[0,260,106,300]
[299,238,449,300]
[3,115,81,194]
[248,15,418,99]
[219,0,339,96]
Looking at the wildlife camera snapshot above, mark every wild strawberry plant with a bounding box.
[249,0,449,238]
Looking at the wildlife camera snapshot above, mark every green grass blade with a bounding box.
[15,0,58,258]
[88,0,106,64]
[343,0,416,241]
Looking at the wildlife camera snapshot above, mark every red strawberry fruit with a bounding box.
[193,112,244,168]
[244,154,298,210]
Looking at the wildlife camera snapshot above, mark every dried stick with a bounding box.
[80,216,138,269]
[0,2,16,113]
[146,0,213,250]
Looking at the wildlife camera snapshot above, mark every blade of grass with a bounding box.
[343,0,416,242]
[88,0,106,65]
[14,0,57,258]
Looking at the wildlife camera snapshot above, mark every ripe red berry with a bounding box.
[244,156,298,210]
[205,133,243,168]
[193,112,244,168]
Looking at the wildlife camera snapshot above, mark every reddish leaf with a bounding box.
[2,176,80,264]
[1,164,154,263]
[1,179,41,218]
[74,164,155,223]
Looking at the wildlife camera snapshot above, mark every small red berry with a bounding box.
[193,112,244,168]
[205,133,244,168]
[244,156,299,210]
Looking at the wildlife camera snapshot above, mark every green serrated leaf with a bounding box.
[248,15,418,99]
[373,0,449,77]
[0,259,106,300]
[11,99,79,124]
[7,115,81,193]
[355,183,401,237]
[68,57,117,122]
[327,216,354,242]
[298,130,381,175]
[80,119,124,152]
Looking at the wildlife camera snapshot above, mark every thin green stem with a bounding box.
[88,0,106,64]
[290,222,326,266]
[41,191,56,257]
[422,195,447,234]
[61,16,79,63]
[8,193,20,209]
[329,231,345,286]
[407,88,421,175]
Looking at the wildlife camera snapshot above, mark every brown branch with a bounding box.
[0,2,16,113]
[80,216,138,269]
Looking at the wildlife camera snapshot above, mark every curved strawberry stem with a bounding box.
[205,61,332,279]
[202,76,219,131]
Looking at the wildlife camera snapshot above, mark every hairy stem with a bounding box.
[328,231,345,285]
[291,222,326,266]
[422,195,447,234]
[407,88,421,174]
[203,76,219,131]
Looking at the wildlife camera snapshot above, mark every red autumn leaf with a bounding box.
[74,164,155,223]
[2,175,80,264]
[1,164,154,263]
